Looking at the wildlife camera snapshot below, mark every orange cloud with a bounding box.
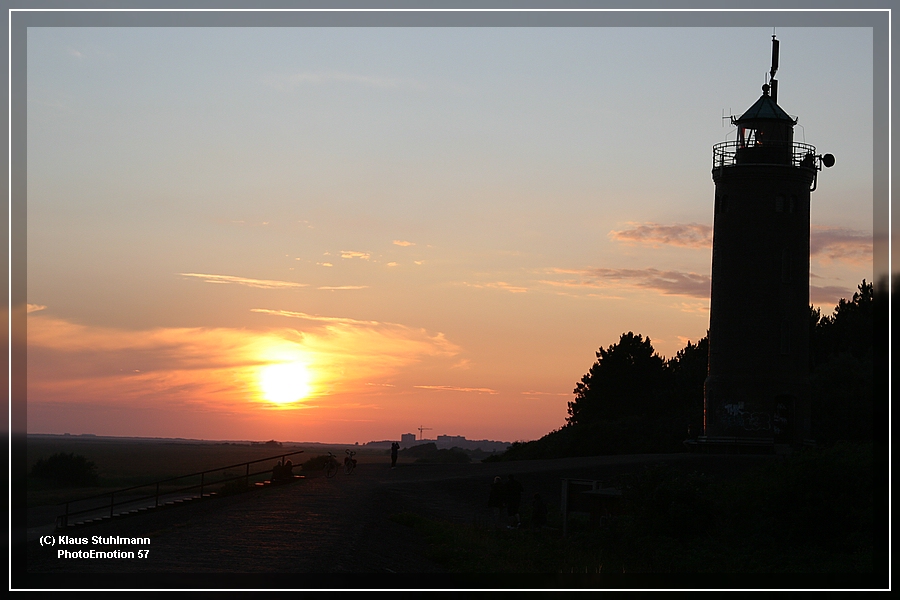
[27,311,459,415]
[461,281,528,294]
[810,284,855,307]
[810,226,873,265]
[548,267,711,298]
[609,222,872,268]
[317,285,368,290]
[250,308,379,326]
[414,385,499,394]
[609,222,712,249]
[179,273,307,289]
[340,251,370,260]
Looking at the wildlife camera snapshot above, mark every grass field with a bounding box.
[389,442,880,575]
[25,435,389,507]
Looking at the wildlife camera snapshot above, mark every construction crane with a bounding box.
[417,426,432,440]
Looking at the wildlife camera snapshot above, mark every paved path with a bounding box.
[24,453,772,579]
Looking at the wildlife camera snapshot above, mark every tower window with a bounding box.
[715,195,728,215]
[781,249,791,283]
[780,320,791,355]
[775,195,785,212]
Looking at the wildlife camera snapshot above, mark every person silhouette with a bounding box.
[531,493,548,529]
[506,474,523,528]
[390,442,400,469]
[488,476,506,529]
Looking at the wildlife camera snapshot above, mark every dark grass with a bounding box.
[390,442,878,575]
[24,436,369,507]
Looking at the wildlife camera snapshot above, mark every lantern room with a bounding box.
[732,83,797,166]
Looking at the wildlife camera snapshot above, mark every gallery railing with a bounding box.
[56,450,305,529]
[712,140,817,169]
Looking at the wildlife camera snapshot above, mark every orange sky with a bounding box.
[20,25,876,443]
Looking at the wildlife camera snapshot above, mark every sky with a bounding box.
[24,25,874,444]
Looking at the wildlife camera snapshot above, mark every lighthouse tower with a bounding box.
[704,36,833,449]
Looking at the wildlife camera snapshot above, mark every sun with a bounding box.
[259,361,312,404]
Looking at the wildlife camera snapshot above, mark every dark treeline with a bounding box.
[490,278,879,462]
[30,452,100,487]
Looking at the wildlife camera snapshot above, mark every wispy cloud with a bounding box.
[610,222,712,249]
[608,222,872,267]
[414,385,499,394]
[316,285,368,291]
[27,304,47,313]
[462,281,528,294]
[393,240,415,247]
[27,311,460,411]
[810,226,873,265]
[520,390,568,397]
[340,251,370,260]
[810,284,855,307]
[179,273,307,290]
[547,267,710,298]
[250,308,380,326]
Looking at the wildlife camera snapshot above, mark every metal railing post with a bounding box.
[55,449,305,528]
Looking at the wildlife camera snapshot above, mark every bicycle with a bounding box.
[344,450,357,475]
[323,452,339,478]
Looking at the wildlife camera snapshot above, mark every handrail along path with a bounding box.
[56,450,305,529]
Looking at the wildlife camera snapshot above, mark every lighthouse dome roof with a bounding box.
[736,88,795,124]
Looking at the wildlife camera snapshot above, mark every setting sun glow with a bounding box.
[259,362,312,405]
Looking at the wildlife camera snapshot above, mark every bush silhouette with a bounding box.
[30,452,99,487]
[401,443,471,463]
[301,455,332,471]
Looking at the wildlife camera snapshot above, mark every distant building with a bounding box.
[434,435,509,453]
[436,435,465,448]
[364,433,510,453]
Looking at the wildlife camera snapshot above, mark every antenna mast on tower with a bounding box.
[769,34,780,102]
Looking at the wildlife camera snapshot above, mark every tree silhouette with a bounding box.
[809,279,876,443]
[567,332,665,426]
[30,452,99,487]
[661,335,709,434]
[497,278,876,460]
[811,279,873,368]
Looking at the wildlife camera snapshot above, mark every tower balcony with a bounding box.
[712,140,817,170]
